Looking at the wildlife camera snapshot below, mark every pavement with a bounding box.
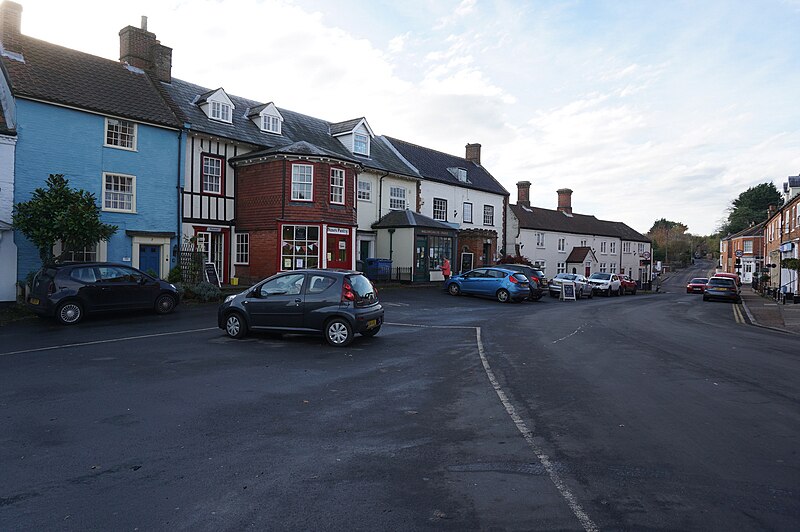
[740,286,800,335]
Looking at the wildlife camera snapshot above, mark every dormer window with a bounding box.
[457,168,467,182]
[210,101,232,122]
[262,115,281,134]
[354,133,369,156]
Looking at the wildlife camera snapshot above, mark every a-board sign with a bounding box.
[204,262,221,287]
[561,282,576,301]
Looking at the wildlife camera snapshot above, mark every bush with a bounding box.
[167,265,182,283]
[187,281,222,302]
[496,253,533,266]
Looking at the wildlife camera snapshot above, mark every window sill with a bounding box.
[102,208,137,214]
[103,144,138,152]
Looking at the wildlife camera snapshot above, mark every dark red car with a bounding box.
[686,277,709,294]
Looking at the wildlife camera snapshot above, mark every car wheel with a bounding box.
[225,312,248,339]
[703,295,709,301]
[361,325,381,337]
[155,293,177,314]
[588,290,593,299]
[448,283,461,296]
[618,287,624,296]
[496,289,510,303]
[606,288,612,297]
[631,288,637,295]
[326,318,353,347]
[55,300,83,325]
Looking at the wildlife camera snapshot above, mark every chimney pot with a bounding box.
[557,188,573,214]
[517,181,531,207]
[465,143,481,165]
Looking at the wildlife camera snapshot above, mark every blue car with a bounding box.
[445,267,531,303]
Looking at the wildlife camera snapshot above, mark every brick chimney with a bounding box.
[465,143,481,165]
[0,1,23,53]
[557,188,573,214]
[517,181,531,207]
[119,16,172,83]
[767,204,777,217]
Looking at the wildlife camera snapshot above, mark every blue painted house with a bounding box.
[0,1,181,280]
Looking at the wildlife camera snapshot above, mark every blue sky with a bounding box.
[20,0,800,234]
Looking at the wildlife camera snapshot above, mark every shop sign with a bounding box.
[327,227,350,235]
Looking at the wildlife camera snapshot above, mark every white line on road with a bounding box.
[385,322,599,532]
[552,324,586,344]
[0,327,218,357]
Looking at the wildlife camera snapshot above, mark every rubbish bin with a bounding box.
[364,258,392,281]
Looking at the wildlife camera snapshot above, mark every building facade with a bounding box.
[763,175,800,294]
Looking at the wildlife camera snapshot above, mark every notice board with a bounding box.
[204,262,221,287]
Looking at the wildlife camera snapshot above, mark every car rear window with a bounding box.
[708,278,735,286]
[32,268,57,293]
[348,274,376,299]
[690,278,708,283]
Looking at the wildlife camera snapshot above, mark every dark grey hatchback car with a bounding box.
[27,262,180,325]
[218,269,384,347]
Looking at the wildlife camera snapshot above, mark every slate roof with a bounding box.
[511,204,650,242]
[1,34,179,127]
[330,118,364,136]
[372,209,457,231]
[724,221,765,240]
[230,140,359,164]
[566,246,594,263]
[159,78,416,178]
[383,137,509,197]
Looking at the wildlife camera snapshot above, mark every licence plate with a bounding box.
[29,298,40,305]
[366,319,378,329]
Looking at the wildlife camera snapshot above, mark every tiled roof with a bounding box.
[330,118,364,135]
[724,221,765,240]
[566,246,593,263]
[160,78,416,178]
[383,136,509,196]
[230,140,359,164]
[372,209,457,231]
[1,34,179,127]
[511,204,650,242]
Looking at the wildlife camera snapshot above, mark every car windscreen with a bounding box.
[589,273,611,280]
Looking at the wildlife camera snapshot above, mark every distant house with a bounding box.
[763,175,800,293]
[507,182,652,284]
[382,139,509,278]
[0,2,182,280]
[0,60,16,303]
[719,222,764,284]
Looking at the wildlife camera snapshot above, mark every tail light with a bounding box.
[508,274,520,284]
[341,281,356,302]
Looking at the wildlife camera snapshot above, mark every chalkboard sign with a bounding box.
[204,262,221,287]
[561,282,576,301]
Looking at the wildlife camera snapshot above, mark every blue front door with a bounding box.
[139,245,161,277]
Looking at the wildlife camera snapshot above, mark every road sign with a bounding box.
[735,250,743,258]
[642,251,651,260]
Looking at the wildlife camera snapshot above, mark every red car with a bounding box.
[618,275,638,295]
[686,277,709,293]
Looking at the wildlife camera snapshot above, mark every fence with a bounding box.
[365,266,413,283]
[178,242,205,284]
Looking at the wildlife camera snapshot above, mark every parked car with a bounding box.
[495,263,544,301]
[548,273,593,299]
[27,262,180,325]
[445,267,530,303]
[618,275,638,295]
[713,272,741,287]
[686,277,709,294]
[703,277,741,303]
[218,269,383,347]
[587,272,622,296]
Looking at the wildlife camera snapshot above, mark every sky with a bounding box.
[15,0,800,235]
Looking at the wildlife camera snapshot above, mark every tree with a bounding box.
[12,174,118,264]
[648,218,690,264]
[719,182,781,235]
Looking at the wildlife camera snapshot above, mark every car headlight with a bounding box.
[170,284,177,290]
[224,295,236,304]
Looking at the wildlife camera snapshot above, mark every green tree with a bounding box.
[12,174,118,264]
[648,218,690,264]
[719,182,781,235]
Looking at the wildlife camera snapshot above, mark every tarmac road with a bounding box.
[1,264,798,530]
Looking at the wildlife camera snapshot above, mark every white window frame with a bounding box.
[536,233,545,247]
[104,117,137,151]
[389,186,406,210]
[457,168,467,182]
[291,164,314,202]
[353,133,369,156]
[202,155,224,195]
[600,241,607,254]
[483,205,494,226]
[330,168,345,205]
[580,239,587,247]
[210,101,232,122]
[262,114,281,134]
[235,233,250,265]
[102,172,136,213]
[638,243,645,254]
[433,198,447,221]
[463,202,473,223]
[623,242,631,253]
[610,242,616,254]
[357,180,372,201]
[610,262,617,273]
[744,240,753,254]
[557,262,566,274]
[600,262,607,273]
[558,238,566,252]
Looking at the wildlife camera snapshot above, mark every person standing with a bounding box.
[442,257,451,281]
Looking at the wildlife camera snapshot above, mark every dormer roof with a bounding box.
[246,102,283,120]
[566,246,597,263]
[330,117,373,137]
[195,87,233,107]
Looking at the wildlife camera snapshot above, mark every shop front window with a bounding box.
[281,225,320,270]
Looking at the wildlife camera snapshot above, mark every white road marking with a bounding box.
[386,322,599,532]
[0,327,218,357]
[552,324,586,344]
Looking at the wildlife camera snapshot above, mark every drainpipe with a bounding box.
[377,171,389,222]
[388,228,395,262]
[175,128,184,270]
[281,158,287,219]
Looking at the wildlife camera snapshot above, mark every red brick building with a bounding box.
[231,143,360,281]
